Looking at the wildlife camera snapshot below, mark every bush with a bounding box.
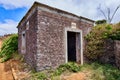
[0,34,18,62]
[53,62,81,76]
[108,24,120,40]
[85,24,113,60]
[85,23,120,60]
[31,72,47,80]
[89,62,120,80]
[95,19,107,25]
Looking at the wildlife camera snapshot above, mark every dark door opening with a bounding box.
[67,31,76,62]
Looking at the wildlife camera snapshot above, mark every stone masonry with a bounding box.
[115,40,120,69]
[98,39,120,69]
[99,39,115,65]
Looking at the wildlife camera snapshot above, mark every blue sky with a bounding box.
[0,7,27,35]
[0,0,120,35]
[0,6,27,23]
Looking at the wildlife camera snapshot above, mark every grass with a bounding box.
[26,62,120,80]
[81,62,120,80]
[27,62,80,80]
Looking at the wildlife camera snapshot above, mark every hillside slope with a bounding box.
[0,39,2,50]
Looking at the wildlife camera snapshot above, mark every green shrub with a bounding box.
[85,24,113,60]
[53,62,81,76]
[95,19,107,25]
[0,34,18,62]
[105,23,120,40]
[31,72,47,80]
[85,23,120,60]
[62,62,81,72]
[80,62,120,80]
[90,62,120,80]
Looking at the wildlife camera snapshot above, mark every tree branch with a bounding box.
[98,4,107,21]
[107,7,111,23]
[110,4,120,23]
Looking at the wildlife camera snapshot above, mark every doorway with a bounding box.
[67,31,76,62]
[65,28,83,64]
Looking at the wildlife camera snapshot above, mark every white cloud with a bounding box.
[0,0,120,35]
[0,0,120,23]
[0,0,34,9]
[0,19,18,35]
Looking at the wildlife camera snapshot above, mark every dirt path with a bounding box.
[0,61,14,80]
[63,73,86,80]
[0,39,14,80]
[62,70,91,80]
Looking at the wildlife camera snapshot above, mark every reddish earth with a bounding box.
[0,39,30,80]
[0,61,88,80]
[62,73,86,80]
[0,60,30,80]
[62,71,91,80]
[0,60,88,80]
[0,61,14,80]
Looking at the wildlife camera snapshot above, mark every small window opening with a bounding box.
[23,33,25,37]
[26,21,29,30]
[21,31,26,53]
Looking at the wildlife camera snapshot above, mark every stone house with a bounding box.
[17,2,94,71]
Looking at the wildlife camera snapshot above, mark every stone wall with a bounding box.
[98,40,120,68]
[18,9,38,69]
[114,40,120,69]
[99,39,115,65]
[36,9,93,71]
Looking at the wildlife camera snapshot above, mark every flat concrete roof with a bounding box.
[17,1,95,28]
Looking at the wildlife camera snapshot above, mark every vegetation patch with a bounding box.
[85,23,120,60]
[0,34,18,62]
[82,62,120,80]
[26,62,120,80]
[108,23,120,40]
[85,24,112,60]
[53,62,81,76]
[27,62,81,80]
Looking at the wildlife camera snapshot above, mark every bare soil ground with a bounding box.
[0,61,14,80]
[0,60,88,80]
[0,60,30,80]
[61,71,91,80]
[62,73,86,80]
